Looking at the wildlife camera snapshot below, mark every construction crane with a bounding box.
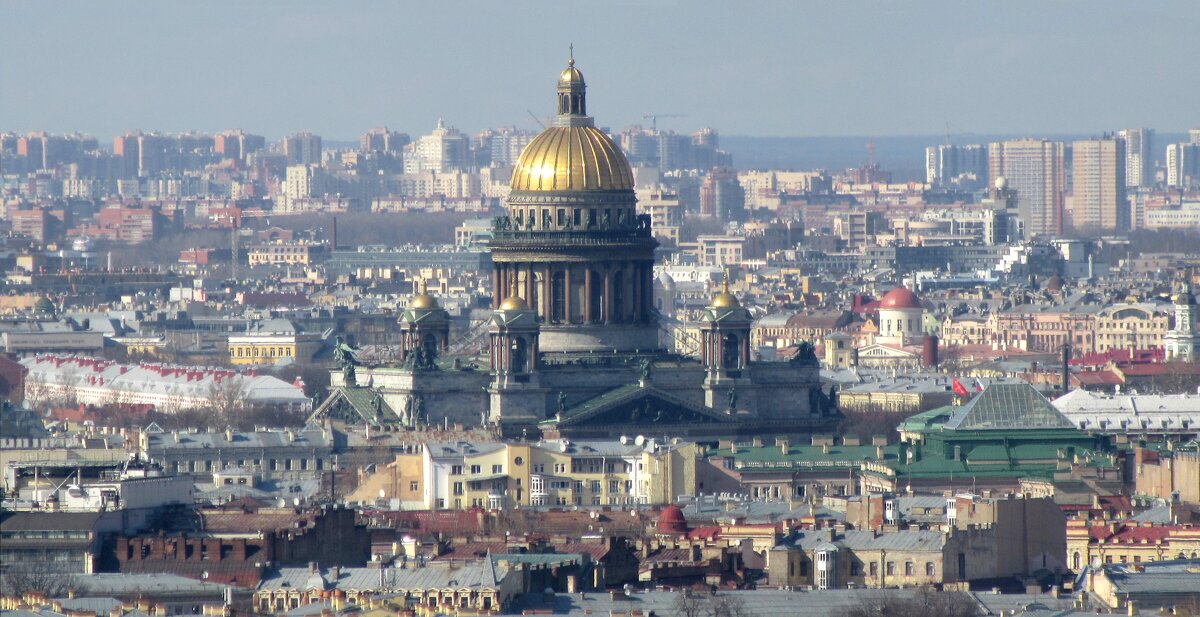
[527,109,547,130]
[642,114,687,131]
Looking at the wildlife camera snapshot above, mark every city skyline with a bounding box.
[2,1,1197,140]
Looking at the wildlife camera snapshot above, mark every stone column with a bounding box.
[542,264,552,320]
[564,266,573,324]
[523,264,533,305]
[630,263,641,325]
[492,265,501,309]
[584,268,594,323]
[603,265,614,324]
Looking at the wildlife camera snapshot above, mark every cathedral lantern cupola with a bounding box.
[398,278,450,367]
[699,277,753,377]
[489,286,540,377]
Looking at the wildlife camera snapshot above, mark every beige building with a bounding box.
[1093,303,1171,354]
[695,235,745,267]
[349,438,697,511]
[636,189,682,246]
[988,139,1066,237]
[1071,138,1127,231]
[1134,447,1200,505]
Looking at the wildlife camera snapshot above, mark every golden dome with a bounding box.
[410,279,439,309]
[711,292,740,309]
[510,126,634,192]
[559,65,585,84]
[710,276,740,308]
[500,295,530,311]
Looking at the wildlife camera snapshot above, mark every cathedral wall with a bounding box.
[376,370,491,429]
[749,362,822,419]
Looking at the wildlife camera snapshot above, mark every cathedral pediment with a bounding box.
[541,383,734,429]
[310,386,396,427]
[856,344,919,359]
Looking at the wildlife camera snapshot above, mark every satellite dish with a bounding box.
[619,435,629,445]
[634,435,645,446]
[559,441,569,453]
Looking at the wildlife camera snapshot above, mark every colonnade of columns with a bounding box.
[492,260,655,325]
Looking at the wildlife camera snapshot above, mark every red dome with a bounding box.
[879,287,922,310]
[656,504,688,534]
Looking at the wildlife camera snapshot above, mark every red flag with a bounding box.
[952,377,969,397]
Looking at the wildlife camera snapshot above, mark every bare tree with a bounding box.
[24,374,53,410]
[205,376,249,425]
[835,588,976,617]
[55,365,81,406]
[708,594,751,617]
[672,590,707,617]
[0,562,84,597]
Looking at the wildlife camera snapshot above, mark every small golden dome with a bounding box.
[710,276,740,308]
[500,295,530,311]
[410,279,439,309]
[510,126,634,192]
[411,294,438,309]
[560,63,585,84]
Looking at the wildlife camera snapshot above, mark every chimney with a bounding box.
[779,439,790,455]
[1062,344,1071,393]
[922,335,939,368]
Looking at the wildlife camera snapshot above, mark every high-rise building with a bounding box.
[1167,143,1200,189]
[282,132,322,166]
[988,139,1066,237]
[486,128,534,166]
[1189,128,1200,145]
[925,144,988,190]
[215,130,262,162]
[360,127,409,153]
[699,167,746,222]
[113,132,141,179]
[1070,138,1127,231]
[406,119,468,173]
[1116,128,1154,188]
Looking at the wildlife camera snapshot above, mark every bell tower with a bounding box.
[699,277,753,414]
[486,288,546,428]
[398,279,450,367]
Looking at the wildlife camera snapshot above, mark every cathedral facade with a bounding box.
[315,58,835,439]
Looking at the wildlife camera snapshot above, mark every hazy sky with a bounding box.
[2,1,1197,140]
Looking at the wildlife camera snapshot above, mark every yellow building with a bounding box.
[1067,519,1200,571]
[351,438,696,511]
[227,318,324,366]
[246,242,326,266]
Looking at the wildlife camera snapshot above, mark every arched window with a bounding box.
[723,333,741,369]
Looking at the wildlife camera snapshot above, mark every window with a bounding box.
[514,457,524,466]
[869,562,878,577]
[925,562,935,576]
[470,465,481,475]
[850,562,861,576]
[905,561,914,576]
[451,465,463,475]
[590,480,601,493]
[533,464,544,473]
[492,464,503,474]
[410,481,419,492]
[886,562,895,576]
[453,482,464,496]
[799,561,809,576]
